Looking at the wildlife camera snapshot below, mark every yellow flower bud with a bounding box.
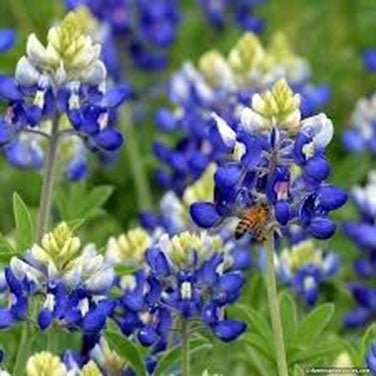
[164,232,223,268]
[30,222,81,275]
[251,79,301,133]
[81,361,103,376]
[23,9,105,85]
[281,240,322,272]
[199,50,234,88]
[228,33,266,75]
[26,352,67,376]
[106,228,151,266]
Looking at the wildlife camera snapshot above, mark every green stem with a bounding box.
[12,321,28,376]
[182,318,190,376]
[265,231,289,376]
[7,0,34,34]
[120,106,153,212]
[36,114,60,241]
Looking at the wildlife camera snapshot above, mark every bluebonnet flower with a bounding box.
[135,232,248,342]
[343,93,376,153]
[154,33,331,194]
[277,239,340,305]
[65,0,180,76]
[367,341,376,376]
[0,268,28,329]
[343,172,376,328]
[8,222,115,340]
[190,79,347,241]
[197,0,265,33]
[0,10,126,181]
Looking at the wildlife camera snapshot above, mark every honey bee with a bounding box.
[235,204,270,241]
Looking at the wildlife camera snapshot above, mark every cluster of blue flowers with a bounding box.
[154,33,331,195]
[189,78,347,242]
[0,219,250,374]
[344,172,376,328]
[66,0,180,77]
[197,0,265,32]
[0,10,127,181]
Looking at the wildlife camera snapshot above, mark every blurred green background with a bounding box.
[0,0,374,246]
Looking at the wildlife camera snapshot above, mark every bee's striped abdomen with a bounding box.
[235,217,254,240]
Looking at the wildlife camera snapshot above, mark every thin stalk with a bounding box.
[7,0,34,34]
[12,321,28,376]
[265,231,289,376]
[36,113,60,241]
[120,106,153,212]
[182,318,190,376]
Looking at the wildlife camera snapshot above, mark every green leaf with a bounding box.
[80,185,114,218]
[154,338,211,376]
[106,330,147,376]
[66,218,86,232]
[13,193,33,253]
[289,337,343,364]
[242,333,275,362]
[230,304,272,342]
[279,291,297,345]
[295,303,334,346]
[361,323,376,360]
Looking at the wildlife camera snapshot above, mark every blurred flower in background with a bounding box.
[197,0,265,32]
[65,0,180,79]
[343,92,376,154]
[277,239,340,305]
[0,29,15,53]
[344,172,376,328]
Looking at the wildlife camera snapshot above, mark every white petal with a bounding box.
[26,34,48,66]
[301,113,333,148]
[15,56,41,86]
[240,106,268,133]
[80,60,107,85]
[211,112,236,147]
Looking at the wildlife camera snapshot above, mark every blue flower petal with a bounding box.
[38,308,53,330]
[275,200,291,225]
[138,327,159,347]
[146,247,170,276]
[0,29,15,52]
[0,308,13,329]
[190,202,220,228]
[304,157,330,182]
[92,128,124,151]
[318,186,348,211]
[0,75,22,101]
[212,320,246,342]
[308,217,336,239]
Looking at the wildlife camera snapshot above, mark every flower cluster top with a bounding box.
[0,9,128,180]
[190,79,347,241]
[154,32,330,194]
